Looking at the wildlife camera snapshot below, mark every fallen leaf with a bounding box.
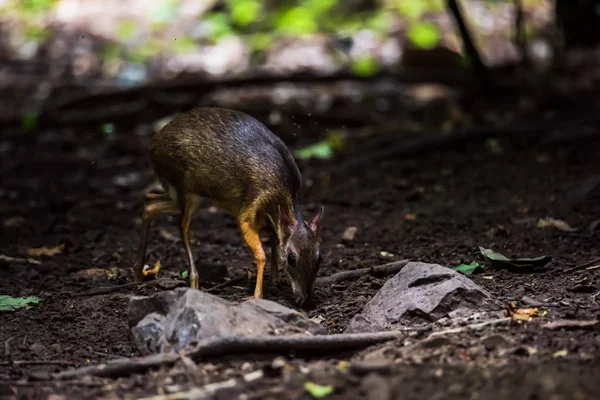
[336,361,350,371]
[27,244,65,258]
[342,226,357,242]
[542,320,598,330]
[552,349,568,358]
[159,228,178,242]
[537,217,577,232]
[0,254,41,265]
[504,302,540,321]
[3,216,26,227]
[304,382,334,398]
[479,247,551,271]
[0,295,40,312]
[70,267,120,281]
[404,213,417,221]
[180,270,189,279]
[452,262,484,275]
[380,251,394,258]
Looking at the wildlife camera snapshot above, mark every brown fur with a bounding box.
[132,107,324,306]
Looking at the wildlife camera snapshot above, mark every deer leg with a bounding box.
[180,194,201,289]
[239,220,267,299]
[270,232,280,284]
[133,199,179,281]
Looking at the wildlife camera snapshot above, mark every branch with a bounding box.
[50,330,425,380]
[447,0,494,92]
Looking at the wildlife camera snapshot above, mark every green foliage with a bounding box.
[351,56,380,76]
[116,20,138,42]
[249,32,274,51]
[20,0,56,15]
[453,262,484,275]
[395,0,445,20]
[275,6,318,36]
[304,382,334,398]
[227,0,262,26]
[24,24,49,42]
[0,295,40,312]
[407,22,441,49]
[21,111,38,132]
[296,141,333,160]
[101,43,121,62]
[173,36,197,53]
[150,0,178,26]
[127,38,161,63]
[204,12,236,41]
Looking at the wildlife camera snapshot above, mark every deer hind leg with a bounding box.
[180,193,202,289]
[133,198,180,281]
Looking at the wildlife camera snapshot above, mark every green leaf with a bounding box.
[479,247,552,271]
[21,0,55,14]
[304,382,334,398]
[351,56,380,77]
[204,12,235,41]
[295,141,333,160]
[101,44,121,62]
[116,20,137,42]
[181,270,189,279]
[227,0,261,26]
[366,10,393,32]
[453,262,484,275]
[0,295,40,312]
[173,36,197,54]
[396,0,427,20]
[150,0,178,25]
[21,111,38,132]
[407,22,440,50]
[249,33,273,51]
[485,138,502,154]
[276,7,318,36]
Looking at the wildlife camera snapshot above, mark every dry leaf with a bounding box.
[504,302,539,321]
[0,254,41,265]
[3,216,26,227]
[404,213,417,221]
[27,244,65,258]
[537,217,577,232]
[342,226,357,242]
[552,349,568,358]
[159,228,178,242]
[542,319,598,330]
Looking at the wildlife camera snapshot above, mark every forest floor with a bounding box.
[1,89,600,399]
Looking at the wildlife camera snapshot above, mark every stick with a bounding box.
[206,276,246,293]
[564,256,600,273]
[0,360,76,367]
[427,317,512,338]
[316,260,410,286]
[51,330,421,380]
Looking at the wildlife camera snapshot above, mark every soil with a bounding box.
[1,107,599,399]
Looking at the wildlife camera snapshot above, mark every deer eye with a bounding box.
[287,253,297,267]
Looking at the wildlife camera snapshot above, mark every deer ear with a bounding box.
[309,206,324,233]
[278,206,294,237]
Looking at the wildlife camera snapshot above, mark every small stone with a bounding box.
[360,373,392,400]
[419,336,453,349]
[481,334,509,350]
[342,226,358,242]
[29,343,47,355]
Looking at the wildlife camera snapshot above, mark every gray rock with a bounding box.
[128,287,326,355]
[346,262,493,333]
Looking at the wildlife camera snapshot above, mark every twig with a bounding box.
[51,330,420,380]
[0,360,76,367]
[564,257,600,273]
[4,337,13,360]
[427,317,512,338]
[206,276,246,293]
[316,260,410,286]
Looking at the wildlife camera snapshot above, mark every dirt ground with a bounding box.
[1,105,599,399]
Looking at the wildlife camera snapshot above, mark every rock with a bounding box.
[128,288,326,355]
[360,373,392,400]
[481,334,509,350]
[346,262,493,332]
